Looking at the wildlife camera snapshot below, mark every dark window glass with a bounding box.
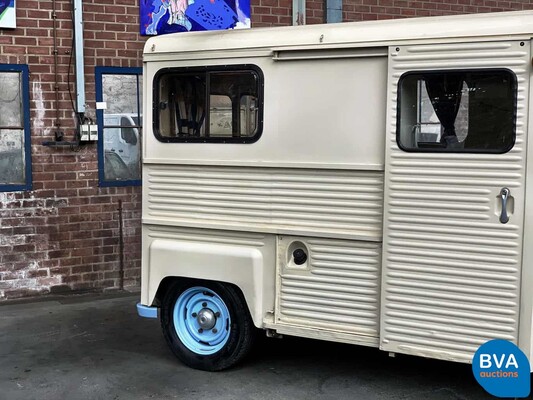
[155,66,263,143]
[397,70,516,153]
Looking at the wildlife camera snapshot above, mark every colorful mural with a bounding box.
[0,0,15,29]
[141,0,250,36]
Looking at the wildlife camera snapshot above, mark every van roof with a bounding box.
[144,10,533,57]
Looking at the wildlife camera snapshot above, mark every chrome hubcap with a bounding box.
[197,308,216,330]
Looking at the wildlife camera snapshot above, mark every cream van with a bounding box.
[136,10,533,372]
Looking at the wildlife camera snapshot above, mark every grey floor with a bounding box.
[0,292,498,399]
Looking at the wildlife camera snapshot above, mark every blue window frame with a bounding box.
[0,64,32,192]
[95,67,142,187]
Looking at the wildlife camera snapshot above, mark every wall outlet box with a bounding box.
[80,124,90,141]
[89,124,98,141]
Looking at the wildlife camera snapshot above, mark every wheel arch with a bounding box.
[154,276,253,323]
[143,237,274,328]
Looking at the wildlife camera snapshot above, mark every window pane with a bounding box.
[210,71,258,138]
[155,67,262,142]
[103,74,139,115]
[0,72,22,127]
[398,70,515,152]
[103,126,141,181]
[0,129,25,185]
[158,73,207,138]
[100,72,142,184]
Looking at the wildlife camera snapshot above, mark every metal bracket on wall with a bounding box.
[42,127,82,148]
[42,141,79,147]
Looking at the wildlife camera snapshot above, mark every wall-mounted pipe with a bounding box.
[52,0,62,138]
[73,0,85,114]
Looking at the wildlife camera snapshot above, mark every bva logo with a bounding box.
[472,339,530,398]
[479,353,519,371]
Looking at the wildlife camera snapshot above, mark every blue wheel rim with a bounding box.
[173,286,231,355]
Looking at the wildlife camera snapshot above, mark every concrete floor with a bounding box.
[0,293,498,400]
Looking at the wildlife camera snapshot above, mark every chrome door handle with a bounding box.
[500,188,510,224]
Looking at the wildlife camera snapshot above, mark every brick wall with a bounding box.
[0,0,145,299]
[1,0,532,299]
[251,0,533,26]
[343,0,533,21]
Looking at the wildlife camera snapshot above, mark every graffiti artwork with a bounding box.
[0,0,15,29]
[141,0,250,36]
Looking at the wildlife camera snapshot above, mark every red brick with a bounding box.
[27,9,51,19]
[2,46,27,54]
[14,37,37,46]
[27,269,49,278]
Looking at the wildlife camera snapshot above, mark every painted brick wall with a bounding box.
[0,0,145,299]
[1,0,532,299]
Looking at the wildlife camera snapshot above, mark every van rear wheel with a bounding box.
[160,280,255,371]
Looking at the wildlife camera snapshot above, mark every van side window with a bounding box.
[155,66,263,143]
[397,70,516,152]
[95,67,142,187]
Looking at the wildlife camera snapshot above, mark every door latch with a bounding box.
[499,187,510,224]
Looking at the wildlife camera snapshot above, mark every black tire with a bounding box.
[160,279,256,371]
